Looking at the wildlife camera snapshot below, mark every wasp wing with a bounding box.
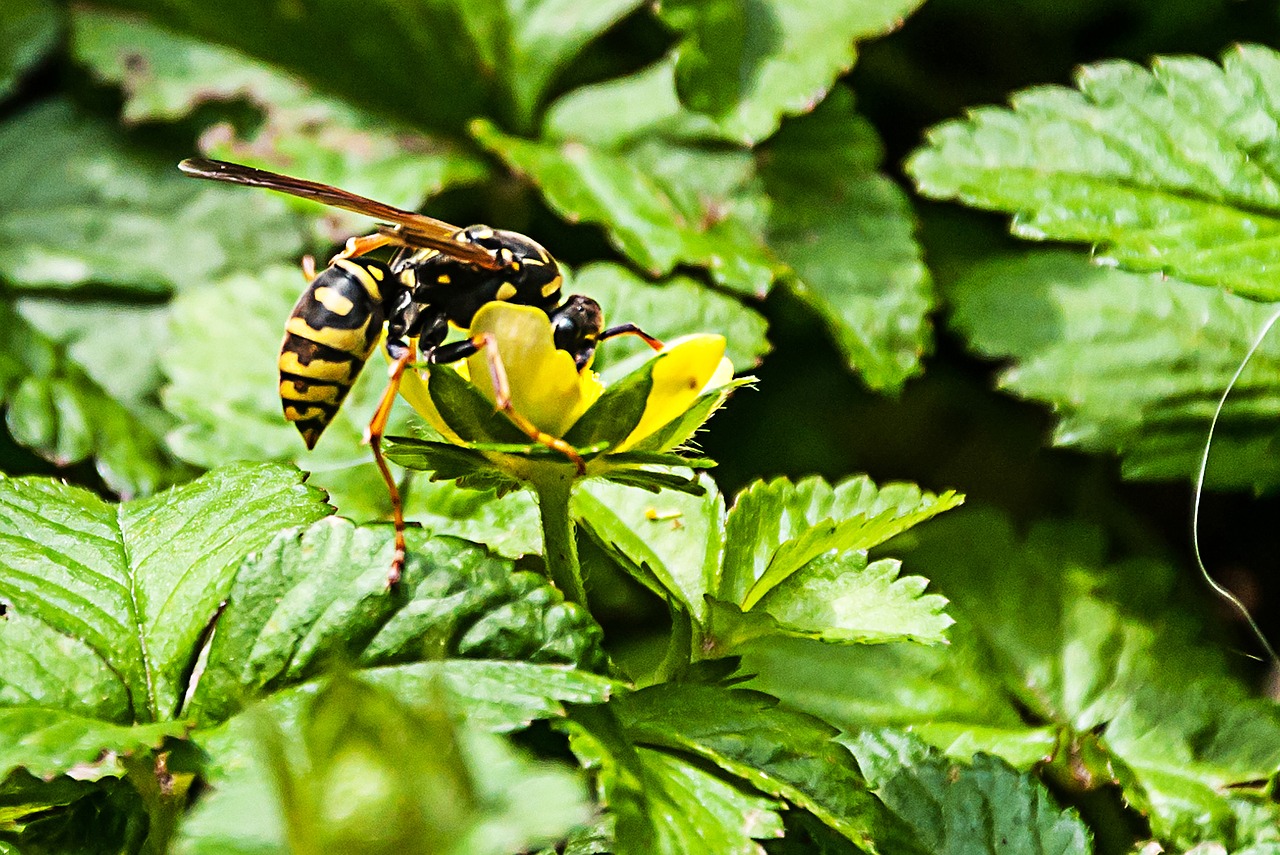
[178,157,501,269]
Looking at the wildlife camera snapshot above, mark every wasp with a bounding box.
[179,158,661,583]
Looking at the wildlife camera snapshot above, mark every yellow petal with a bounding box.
[464,303,603,438]
[617,334,729,451]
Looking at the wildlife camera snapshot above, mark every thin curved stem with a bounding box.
[534,477,587,607]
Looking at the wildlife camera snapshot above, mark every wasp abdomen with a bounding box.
[278,258,390,449]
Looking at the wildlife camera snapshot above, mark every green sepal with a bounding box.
[601,451,715,469]
[598,467,708,496]
[628,377,754,454]
[561,356,657,448]
[425,363,530,445]
[383,437,521,494]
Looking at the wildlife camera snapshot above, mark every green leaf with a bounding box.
[661,0,748,119]
[473,120,779,295]
[948,251,1280,490]
[740,634,1062,771]
[92,0,491,135]
[163,265,418,518]
[762,87,932,392]
[0,100,303,295]
[908,45,1280,299]
[709,552,952,647]
[722,474,963,610]
[0,463,330,723]
[612,683,926,854]
[0,775,145,854]
[0,300,191,498]
[846,730,1093,855]
[179,674,592,855]
[403,478,541,559]
[188,518,608,723]
[0,0,59,99]
[569,263,771,377]
[575,477,725,621]
[72,6,490,224]
[590,0,928,145]
[0,770,104,834]
[453,0,646,132]
[889,508,1280,848]
[566,708,784,855]
[543,59,725,147]
[0,709,185,784]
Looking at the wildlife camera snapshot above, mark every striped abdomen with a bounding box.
[278,258,391,448]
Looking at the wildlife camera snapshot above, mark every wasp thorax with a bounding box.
[459,225,563,304]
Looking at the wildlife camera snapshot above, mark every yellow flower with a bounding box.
[397,302,734,463]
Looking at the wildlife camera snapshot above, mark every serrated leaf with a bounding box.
[569,263,771,377]
[574,477,725,621]
[179,674,591,855]
[566,710,783,855]
[722,474,963,610]
[573,0,927,145]
[473,120,778,295]
[403,478,541,559]
[846,730,1093,855]
[613,683,926,855]
[710,552,952,647]
[908,45,1280,299]
[92,0,490,135]
[0,463,329,723]
[0,100,303,295]
[0,300,190,498]
[0,0,59,99]
[949,251,1280,490]
[880,507,1280,847]
[740,632,1065,771]
[72,6,489,224]
[762,87,932,392]
[453,0,646,132]
[0,709,185,784]
[188,518,607,723]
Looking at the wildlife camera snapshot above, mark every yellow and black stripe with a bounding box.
[278,257,392,448]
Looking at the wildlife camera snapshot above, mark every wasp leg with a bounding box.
[599,323,664,350]
[365,345,414,586]
[333,233,394,263]
[432,335,587,474]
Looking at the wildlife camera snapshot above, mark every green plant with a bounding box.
[1,0,1278,853]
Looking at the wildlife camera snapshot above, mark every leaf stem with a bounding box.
[122,751,185,855]
[534,475,588,607]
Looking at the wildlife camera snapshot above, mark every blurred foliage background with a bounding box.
[4,0,1280,686]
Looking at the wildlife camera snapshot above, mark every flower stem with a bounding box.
[534,476,587,606]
